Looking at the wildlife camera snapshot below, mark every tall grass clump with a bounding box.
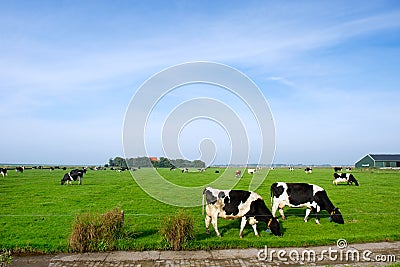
[0,250,12,267]
[68,208,124,252]
[159,210,195,250]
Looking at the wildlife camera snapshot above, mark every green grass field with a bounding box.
[0,167,399,253]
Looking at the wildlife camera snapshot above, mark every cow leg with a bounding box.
[272,201,286,220]
[304,208,311,222]
[271,201,279,217]
[205,215,211,235]
[278,208,286,220]
[239,217,247,238]
[211,213,221,237]
[312,208,320,224]
[78,176,82,185]
[251,224,259,237]
[248,217,259,237]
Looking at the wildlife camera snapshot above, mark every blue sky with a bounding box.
[1,1,399,165]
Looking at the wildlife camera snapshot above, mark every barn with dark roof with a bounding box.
[355,154,400,168]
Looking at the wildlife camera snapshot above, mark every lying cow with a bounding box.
[0,168,7,177]
[333,173,359,186]
[203,187,281,238]
[271,182,344,224]
[304,167,312,174]
[61,169,85,185]
[247,168,256,174]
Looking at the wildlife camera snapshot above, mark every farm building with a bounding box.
[355,154,400,168]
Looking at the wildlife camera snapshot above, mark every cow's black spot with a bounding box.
[205,190,217,204]
[222,190,251,216]
[271,183,284,197]
[286,183,313,206]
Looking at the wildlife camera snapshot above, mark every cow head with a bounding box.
[267,217,282,236]
[330,208,344,224]
[61,173,70,185]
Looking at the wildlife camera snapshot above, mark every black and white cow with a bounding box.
[333,173,359,186]
[61,169,85,185]
[304,167,312,174]
[0,168,7,177]
[16,166,24,173]
[203,187,282,238]
[271,182,344,224]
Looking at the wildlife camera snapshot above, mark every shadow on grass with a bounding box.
[125,228,158,239]
[196,218,287,239]
[279,208,333,222]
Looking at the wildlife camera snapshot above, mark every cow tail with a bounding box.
[270,187,273,207]
[202,192,205,216]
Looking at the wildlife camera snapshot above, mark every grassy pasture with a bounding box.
[0,167,399,253]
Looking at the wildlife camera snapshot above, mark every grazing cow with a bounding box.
[182,168,189,173]
[334,167,342,172]
[16,166,24,173]
[0,168,7,177]
[333,173,359,186]
[61,169,84,185]
[271,182,344,224]
[247,168,256,174]
[169,166,176,171]
[214,170,219,174]
[304,167,312,174]
[235,170,241,178]
[289,167,294,171]
[203,187,282,238]
[346,167,352,172]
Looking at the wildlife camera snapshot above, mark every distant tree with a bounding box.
[192,160,206,168]
[109,156,204,169]
[127,157,152,168]
[151,159,158,168]
[113,157,127,168]
[170,159,205,168]
[158,157,173,168]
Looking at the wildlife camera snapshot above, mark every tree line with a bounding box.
[108,157,205,169]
